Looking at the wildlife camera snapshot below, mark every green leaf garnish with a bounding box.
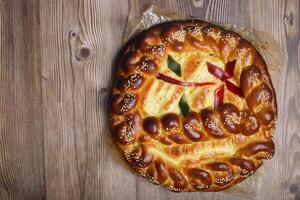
[167,55,181,77]
[179,94,189,116]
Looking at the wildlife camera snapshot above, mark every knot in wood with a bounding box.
[76,45,92,60]
[69,30,78,38]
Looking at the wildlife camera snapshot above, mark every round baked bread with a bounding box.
[109,20,277,192]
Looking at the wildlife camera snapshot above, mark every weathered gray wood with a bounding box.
[0,0,45,199]
[0,0,299,200]
[39,0,81,199]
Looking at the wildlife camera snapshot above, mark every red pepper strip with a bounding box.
[156,72,215,87]
[214,85,224,109]
[225,80,244,98]
[207,62,227,81]
[225,60,236,79]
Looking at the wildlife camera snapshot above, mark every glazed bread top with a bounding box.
[110,20,277,192]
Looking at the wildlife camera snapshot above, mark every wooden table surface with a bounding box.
[0,0,299,200]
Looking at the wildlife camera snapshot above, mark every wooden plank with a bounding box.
[249,1,300,200]
[40,0,134,199]
[40,0,81,199]
[76,1,134,200]
[0,0,45,199]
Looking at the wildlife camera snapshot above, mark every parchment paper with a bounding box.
[122,5,284,199]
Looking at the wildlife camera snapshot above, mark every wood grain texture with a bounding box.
[0,0,299,200]
[0,0,45,199]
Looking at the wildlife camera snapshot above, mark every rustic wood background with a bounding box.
[0,0,299,199]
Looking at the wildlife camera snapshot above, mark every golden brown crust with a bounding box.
[109,20,277,192]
